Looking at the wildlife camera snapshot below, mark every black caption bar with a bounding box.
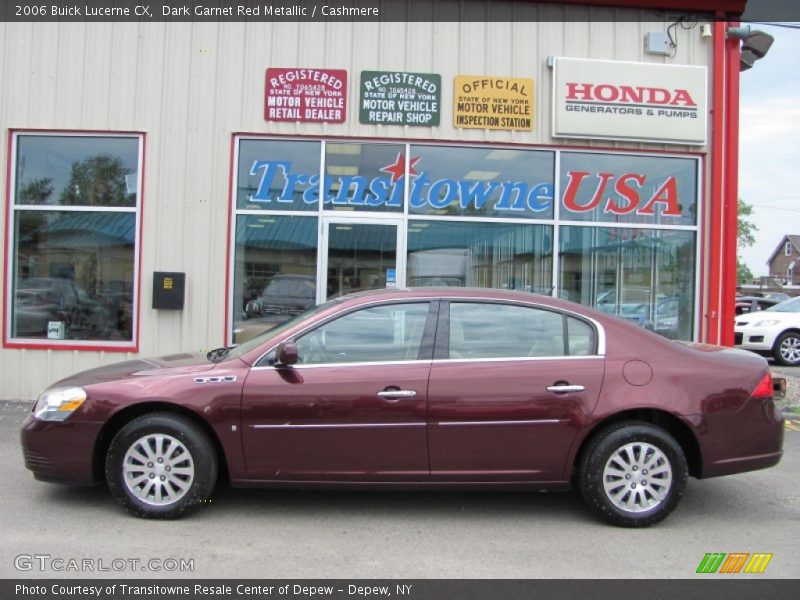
[2,0,800,23]
[4,580,799,600]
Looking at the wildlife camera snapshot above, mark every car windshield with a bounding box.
[218,298,340,362]
[766,297,800,313]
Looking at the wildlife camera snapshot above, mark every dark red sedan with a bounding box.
[21,288,784,526]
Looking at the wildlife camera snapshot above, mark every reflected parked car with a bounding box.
[245,275,315,318]
[22,288,784,526]
[14,278,110,337]
[735,295,781,316]
[735,296,800,365]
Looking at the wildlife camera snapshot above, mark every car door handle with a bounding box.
[546,384,585,394]
[377,389,417,399]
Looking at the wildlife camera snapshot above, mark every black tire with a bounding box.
[577,421,687,527]
[105,412,217,519]
[773,331,800,366]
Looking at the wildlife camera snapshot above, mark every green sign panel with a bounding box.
[359,71,441,126]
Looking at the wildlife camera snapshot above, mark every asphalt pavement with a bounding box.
[1,399,798,579]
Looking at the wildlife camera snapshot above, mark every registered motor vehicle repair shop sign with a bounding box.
[359,71,441,126]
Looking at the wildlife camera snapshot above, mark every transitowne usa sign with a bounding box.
[552,57,707,145]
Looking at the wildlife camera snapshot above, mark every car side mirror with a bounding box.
[275,341,298,367]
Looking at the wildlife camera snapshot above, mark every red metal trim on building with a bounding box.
[132,133,146,354]
[537,0,746,15]
[707,20,727,345]
[2,128,145,352]
[2,131,14,348]
[720,20,741,346]
[223,135,236,346]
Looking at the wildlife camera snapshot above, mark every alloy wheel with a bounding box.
[602,442,673,513]
[122,433,195,506]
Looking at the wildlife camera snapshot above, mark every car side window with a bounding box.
[566,316,595,356]
[449,302,566,359]
[294,302,430,365]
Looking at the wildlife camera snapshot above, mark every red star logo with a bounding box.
[380,152,420,184]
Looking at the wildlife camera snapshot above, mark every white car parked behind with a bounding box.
[734,296,800,366]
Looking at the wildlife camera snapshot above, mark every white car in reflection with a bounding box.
[734,296,800,366]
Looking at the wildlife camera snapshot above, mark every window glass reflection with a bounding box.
[409,146,554,219]
[295,302,430,364]
[407,221,553,293]
[15,136,139,207]
[559,153,697,226]
[559,226,695,340]
[237,139,320,211]
[324,143,405,212]
[233,215,318,344]
[12,211,135,340]
[449,303,565,359]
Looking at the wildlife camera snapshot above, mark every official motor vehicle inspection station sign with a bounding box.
[360,71,441,126]
[552,57,707,145]
[453,75,534,131]
[265,68,347,123]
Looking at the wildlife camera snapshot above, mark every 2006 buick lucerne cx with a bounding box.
[21,288,784,527]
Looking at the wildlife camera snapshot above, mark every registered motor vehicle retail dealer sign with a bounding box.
[360,71,441,126]
[552,57,707,145]
[453,75,534,131]
[265,68,347,123]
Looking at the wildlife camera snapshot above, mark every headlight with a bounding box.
[753,320,780,328]
[33,387,87,421]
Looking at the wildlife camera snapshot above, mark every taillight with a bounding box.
[751,372,773,399]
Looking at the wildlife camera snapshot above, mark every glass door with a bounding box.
[319,217,404,302]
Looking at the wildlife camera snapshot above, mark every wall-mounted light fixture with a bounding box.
[727,25,775,71]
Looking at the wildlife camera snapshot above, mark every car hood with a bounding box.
[736,311,799,326]
[51,352,218,388]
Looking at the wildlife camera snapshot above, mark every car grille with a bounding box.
[734,332,743,345]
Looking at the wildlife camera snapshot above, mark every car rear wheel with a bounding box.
[578,422,687,527]
[105,412,217,519]
[773,331,800,366]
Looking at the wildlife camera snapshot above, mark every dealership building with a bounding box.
[1,0,749,399]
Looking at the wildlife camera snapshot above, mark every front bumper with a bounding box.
[733,326,779,352]
[21,416,104,485]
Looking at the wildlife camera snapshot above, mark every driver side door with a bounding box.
[241,301,436,481]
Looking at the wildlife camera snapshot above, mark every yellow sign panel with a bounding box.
[453,76,534,131]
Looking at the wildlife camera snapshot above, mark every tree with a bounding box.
[737,198,757,283]
[58,155,132,206]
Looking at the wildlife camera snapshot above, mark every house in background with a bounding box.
[767,235,800,285]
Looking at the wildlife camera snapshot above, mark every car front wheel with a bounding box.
[105,412,217,519]
[578,422,687,527]
[773,331,800,366]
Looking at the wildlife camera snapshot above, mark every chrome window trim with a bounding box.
[432,355,603,365]
[252,422,425,430]
[250,295,606,368]
[436,419,567,427]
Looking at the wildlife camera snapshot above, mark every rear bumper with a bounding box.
[21,416,103,485]
[690,396,785,479]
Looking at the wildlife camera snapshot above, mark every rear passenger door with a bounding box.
[427,301,605,482]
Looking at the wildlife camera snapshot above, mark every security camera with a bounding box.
[740,30,775,71]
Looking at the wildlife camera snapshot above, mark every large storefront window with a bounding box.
[7,133,142,347]
[559,227,696,340]
[229,136,700,345]
[407,221,552,292]
[232,215,317,344]
[409,146,554,219]
[559,152,698,227]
